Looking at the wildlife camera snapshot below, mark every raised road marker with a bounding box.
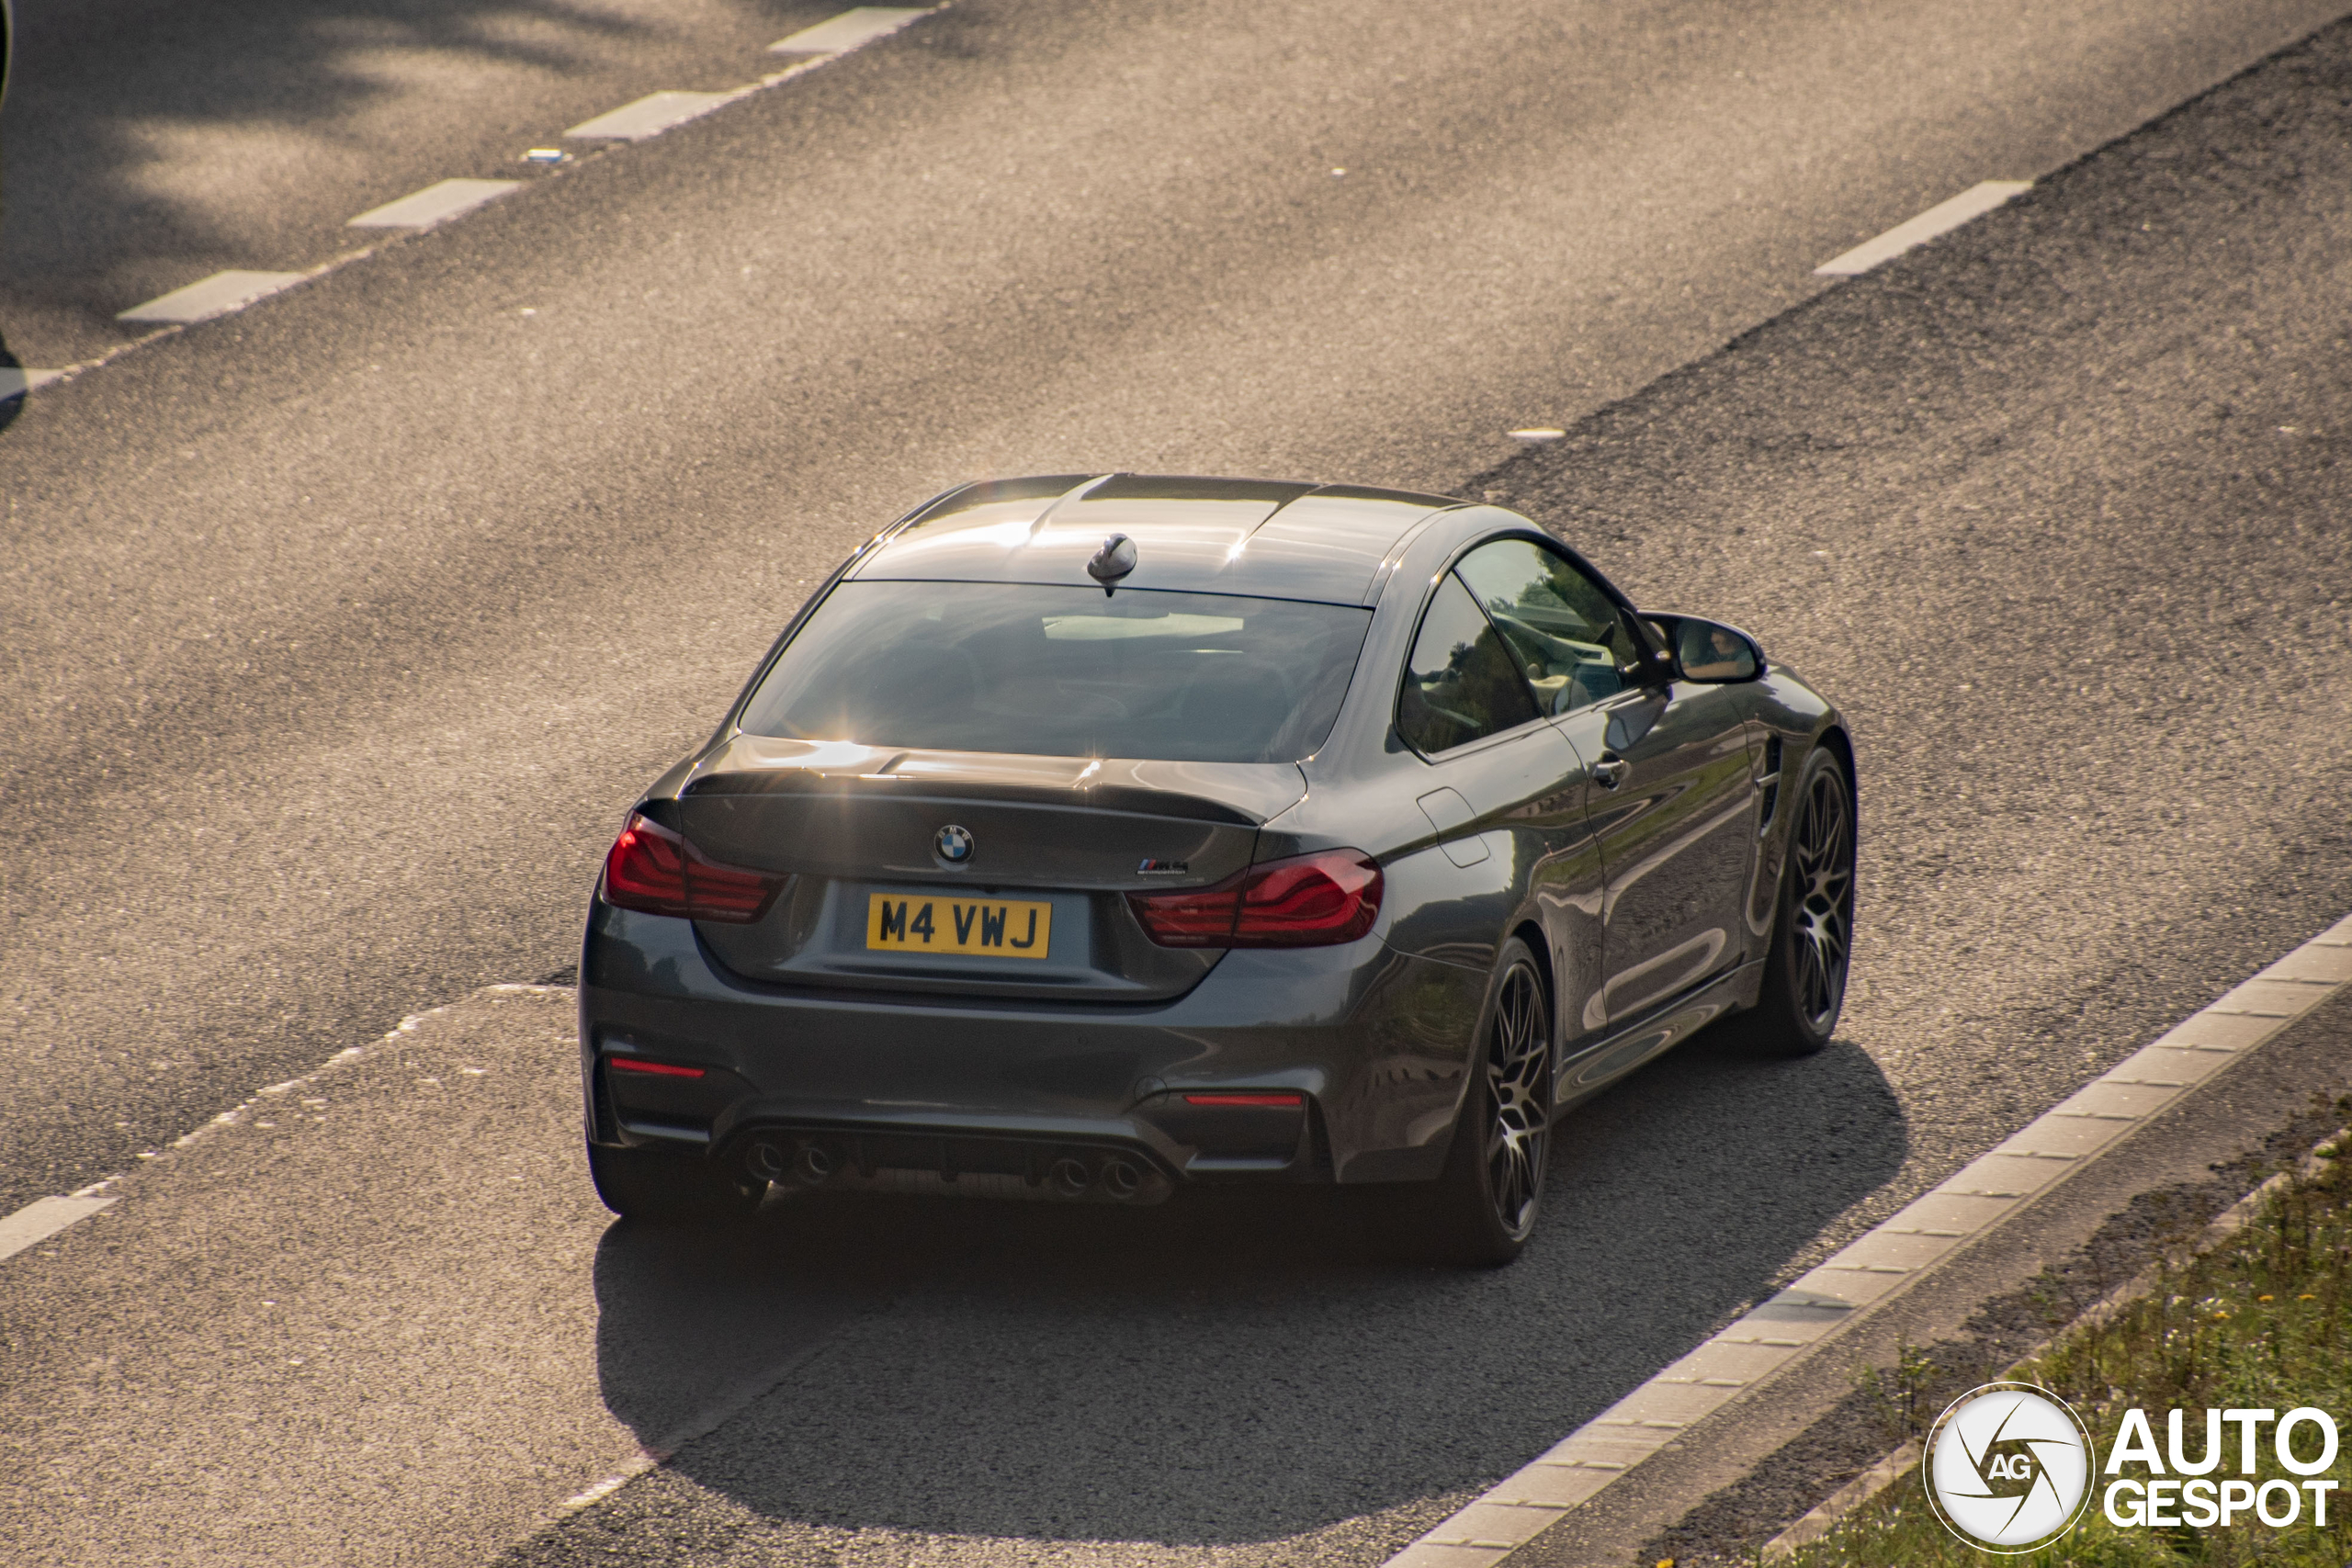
[1385,908,2352,1568]
[1815,180,2033,276]
[118,270,308,325]
[347,177,523,230]
[769,7,932,55]
[566,91,739,141]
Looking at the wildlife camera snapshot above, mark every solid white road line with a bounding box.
[0,1195,118,1266]
[1814,180,2033,276]
[1,367,65,398]
[565,91,741,141]
[348,178,524,230]
[117,270,309,325]
[769,6,933,55]
[1385,909,2352,1568]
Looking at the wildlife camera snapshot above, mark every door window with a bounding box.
[1397,573,1540,754]
[1453,538,1641,715]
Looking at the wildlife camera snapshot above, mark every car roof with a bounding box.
[845,473,1465,605]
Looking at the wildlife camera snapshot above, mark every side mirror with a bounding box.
[1645,615,1763,683]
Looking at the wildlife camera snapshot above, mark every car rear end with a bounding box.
[578,479,1453,1210]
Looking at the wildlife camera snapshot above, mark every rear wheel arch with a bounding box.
[1815,725,1857,807]
[1746,744,1856,1056]
[1508,917,1553,995]
[1403,933,1554,1264]
[1431,924,1554,1156]
[1508,917,1558,1067]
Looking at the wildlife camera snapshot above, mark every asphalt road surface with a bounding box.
[6,0,2352,1562]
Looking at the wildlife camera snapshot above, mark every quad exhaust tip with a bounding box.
[794,1141,837,1186]
[742,1136,840,1187]
[744,1137,793,1184]
[1047,1156,1093,1198]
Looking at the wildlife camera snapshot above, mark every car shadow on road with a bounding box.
[585,1023,1904,1550]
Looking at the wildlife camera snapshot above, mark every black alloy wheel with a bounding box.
[1404,937,1553,1266]
[1482,956,1550,1237]
[1751,746,1855,1055]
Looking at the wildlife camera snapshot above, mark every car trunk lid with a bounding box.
[670,737,1306,1002]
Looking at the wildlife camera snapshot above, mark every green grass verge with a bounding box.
[1785,1128,2352,1567]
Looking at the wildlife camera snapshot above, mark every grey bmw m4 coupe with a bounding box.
[581,474,1855,1263]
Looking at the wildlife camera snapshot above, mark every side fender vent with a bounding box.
[1758,735,1785,831]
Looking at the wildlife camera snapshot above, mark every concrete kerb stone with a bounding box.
[1377,910,2352,1568]
[1758,1121,2352,1561]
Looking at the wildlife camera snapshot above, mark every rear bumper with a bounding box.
[580,899,1487,1188]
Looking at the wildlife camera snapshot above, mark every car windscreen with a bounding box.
[737,581,1374,763]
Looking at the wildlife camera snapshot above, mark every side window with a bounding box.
[1397,573,1540,755]
[1453,537,1640,715]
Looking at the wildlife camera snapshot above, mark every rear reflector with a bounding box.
[1182,1092,1303,1107]
[602,812,786,923]
[1128,848,1382,948]
[607,1056,707,1078]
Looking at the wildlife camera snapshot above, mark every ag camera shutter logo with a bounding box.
[1924,1382,2095,1552]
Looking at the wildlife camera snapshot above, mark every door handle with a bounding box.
[1592,755,1630,790]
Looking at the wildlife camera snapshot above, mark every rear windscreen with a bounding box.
[738,581,1374,763]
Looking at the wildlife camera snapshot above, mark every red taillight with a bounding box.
[607,1056,707,1079]
[604,815,689,915]
[602,813,786,924]
[1128,849,1382,949]
[677,851,784,921]
[1122,880,1243,945]
[1182,1092,1303,1107]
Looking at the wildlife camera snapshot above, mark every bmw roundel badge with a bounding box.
[933,824,975,865]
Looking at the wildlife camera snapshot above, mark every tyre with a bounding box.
[1401,938,1553,1266]
[586,1141,764,1224]
[1748,745,1855,1056]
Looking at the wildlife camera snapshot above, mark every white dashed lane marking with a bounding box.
[770,6,933,55]
[1,367,65,398]
[70,8,948,345]
[348,178,523,230]
[117,270,309,324]
[1386,909,2352,1568]
[0,1196,117,1265]
[566,90,741,141]
[1815,180,2033,276]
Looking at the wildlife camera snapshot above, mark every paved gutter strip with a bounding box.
[1758,1441,1920,1562]
[1813,180,2034,276]
[1385,912,2352,1568]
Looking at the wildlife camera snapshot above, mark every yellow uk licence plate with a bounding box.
[865,893,1052,959]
